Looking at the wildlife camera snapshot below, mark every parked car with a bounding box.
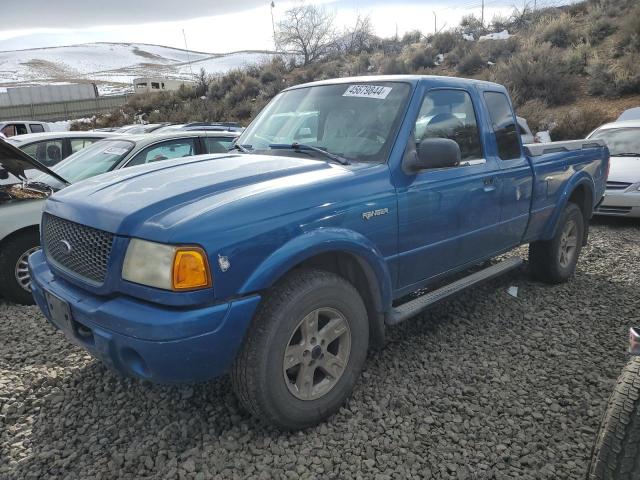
[588,120,640,217]
[155,122,244,133]
[0,121,50,137]
[617,107,640,122]
[0,130,239,304]
[588,327,640,479]
[6,131,118,168]
[115,123,170,134]
[28,75,607,429]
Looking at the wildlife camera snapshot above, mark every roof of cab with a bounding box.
[284,74,506,92]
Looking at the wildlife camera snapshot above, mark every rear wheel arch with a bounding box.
[567,183,593,245]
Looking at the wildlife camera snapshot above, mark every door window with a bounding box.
[203,136,236,154]
[484,92,521,160]
[70,138,99,153]
[22,140,64,166]
[2,124,28,137]
[30,124,45,133]
[127,138,196,167]
[415,90,483,162]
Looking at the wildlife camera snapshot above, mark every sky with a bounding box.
[0,0,562,53]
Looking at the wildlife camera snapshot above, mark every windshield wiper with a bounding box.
[269,143,350,165]
[230,143,251,153]
[613,153,640,157]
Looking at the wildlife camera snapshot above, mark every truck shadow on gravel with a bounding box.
[12,257,638,479]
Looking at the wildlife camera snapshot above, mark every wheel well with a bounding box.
[296,251,386,349]
[0,225,40,249]
[568,184,593,246]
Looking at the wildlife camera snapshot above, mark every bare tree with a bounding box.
[342,14,376,54]
[276,4,337,65]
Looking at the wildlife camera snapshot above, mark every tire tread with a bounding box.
[588,357,640,480]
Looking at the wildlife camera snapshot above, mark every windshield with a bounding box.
[237,82,412,163]
[591,128,640,157]
[48,139,134,183]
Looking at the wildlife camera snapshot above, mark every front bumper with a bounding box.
[28,250,261,383]
[594,191,640,218]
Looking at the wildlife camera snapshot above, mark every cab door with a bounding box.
[396,88,504,291]
[481,90,533,250]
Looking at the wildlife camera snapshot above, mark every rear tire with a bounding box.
[0,230,39,305]
[529,202,584,284]
[231,269,369,430]
[587,358,640,480]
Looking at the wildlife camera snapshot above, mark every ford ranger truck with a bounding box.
[28,76,608,429]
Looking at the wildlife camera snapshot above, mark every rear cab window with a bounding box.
[484,92,521,160]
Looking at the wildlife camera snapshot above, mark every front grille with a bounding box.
[43,214,114,284]
[606,181,632,191]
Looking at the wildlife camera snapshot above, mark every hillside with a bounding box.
[0,42,279,95]
[68,0,640,138]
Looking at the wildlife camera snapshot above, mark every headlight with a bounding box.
[122,239,212,291]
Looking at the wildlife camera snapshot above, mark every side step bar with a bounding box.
[387,257,523,326]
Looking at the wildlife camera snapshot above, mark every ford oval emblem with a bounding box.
[59,240,72,255]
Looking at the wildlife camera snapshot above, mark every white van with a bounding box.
[0,121,50,138]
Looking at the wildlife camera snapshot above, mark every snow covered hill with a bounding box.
[0,42,278,95]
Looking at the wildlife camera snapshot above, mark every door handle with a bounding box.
[483,176,496,192]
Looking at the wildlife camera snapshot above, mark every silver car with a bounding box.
[0,130,239,304]
[588,120,640,218]
[6,131,118,168]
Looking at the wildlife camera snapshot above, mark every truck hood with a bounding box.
[46,153,355,236]
[608,156,640,184]
[0,138,69,185]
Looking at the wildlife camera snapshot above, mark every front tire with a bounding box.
[0,230,40,305]
[529,202,584,284]
[231,269,369,430]
[588,358,640,480]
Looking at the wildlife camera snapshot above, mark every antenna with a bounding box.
[182,29,194,80]
[270,2,278,51]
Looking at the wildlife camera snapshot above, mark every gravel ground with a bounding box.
[1,219,639,480]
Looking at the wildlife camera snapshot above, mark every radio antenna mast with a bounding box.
[182,29,195,79]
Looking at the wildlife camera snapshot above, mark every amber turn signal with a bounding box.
[172,247,212,290]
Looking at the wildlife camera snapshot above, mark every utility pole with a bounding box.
[270,2,277,52]
[433,11,437,34]
[481,0,485,27]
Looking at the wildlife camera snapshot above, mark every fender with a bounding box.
[542,171,595,241]
[0,200,43,244]
[239,227,394,313]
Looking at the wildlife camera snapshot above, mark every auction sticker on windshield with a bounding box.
[343,85,392,99]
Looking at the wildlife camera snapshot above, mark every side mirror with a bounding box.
[405,138,461,172]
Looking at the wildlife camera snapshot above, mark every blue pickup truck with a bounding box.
[28,75,608,429]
